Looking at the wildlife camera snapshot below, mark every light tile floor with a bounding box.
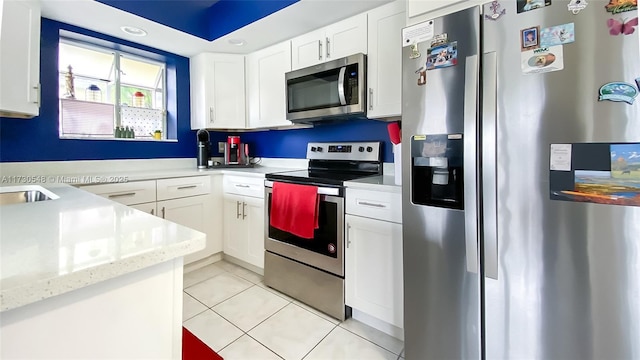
[183,260,405,360]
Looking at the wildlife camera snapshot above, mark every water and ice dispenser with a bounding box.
[411,134,464,209]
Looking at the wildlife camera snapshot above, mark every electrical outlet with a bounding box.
[218,142,225,153]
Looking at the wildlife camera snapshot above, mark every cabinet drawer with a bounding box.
[157,176,211,201]
[80,180,156,206]
[346,188,402,223]
[223,175,264,198]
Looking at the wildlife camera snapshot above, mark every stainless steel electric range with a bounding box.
[263,141,382,321]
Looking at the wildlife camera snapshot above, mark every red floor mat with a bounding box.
[182,327,224,360]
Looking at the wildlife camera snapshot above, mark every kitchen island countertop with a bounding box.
[0,183,205,312]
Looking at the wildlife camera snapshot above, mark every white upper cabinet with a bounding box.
[246,41,292,128]
[0,0,41,118]
[407,0,470,21]
[367,0,405,119]
[190,53,246,130]
[291,13,367,70]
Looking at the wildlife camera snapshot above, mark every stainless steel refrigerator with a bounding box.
[402,2,640,359]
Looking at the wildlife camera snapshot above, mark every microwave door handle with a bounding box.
[338,66,347,106]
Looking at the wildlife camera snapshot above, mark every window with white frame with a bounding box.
[58,38,166,140]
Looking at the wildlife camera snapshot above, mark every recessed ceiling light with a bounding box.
[120,26,147,37]
[228,39,246,46]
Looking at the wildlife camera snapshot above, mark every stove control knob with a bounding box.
[311,146,317,152]
[358,146,365,152]
[317,146,323,152]
[366,146,373,152]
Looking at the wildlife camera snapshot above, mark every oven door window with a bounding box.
[267,193,339,258]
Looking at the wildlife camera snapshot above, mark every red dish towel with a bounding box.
[270,182,319,239]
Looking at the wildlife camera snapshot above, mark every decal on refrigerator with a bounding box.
[521,45,564,74]
[410,44,421,59]
[416,66,427,86]
[607,16,638,35]
[605,0,637,14]
[521,26,540,51]
[426,42,458,70]
[540,23,575,47]
[403,20,435,47]
[568,0,588,14]
[550,144,573,171]
[598,82,638,104]
[550,143,640,207]
[430,33,449,47]
[517,0,552,13]
[485,0,507,20]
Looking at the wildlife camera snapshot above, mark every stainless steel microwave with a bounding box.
[285,53,366,123]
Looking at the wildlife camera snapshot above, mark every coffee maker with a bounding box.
[196,129,210,169]
[224,135,250,165]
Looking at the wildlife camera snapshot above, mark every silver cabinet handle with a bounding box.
[209,106,214,124]
[346,223,351,248]
[368,88,373,110]
[236,201,241,219]
[108,192,136,198]
[463,54,479,275]
[33,84,40,105]
[242,202,247,219]
[150,208,155,215]
[482,52,499,280]
[161,206,166,219]
[235,184,250,188]
[177,185,197,190]
[357,200,386,208]
[326,37,330,58]
[318,40,323,61]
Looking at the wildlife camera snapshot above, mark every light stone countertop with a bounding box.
[0,183,206,312]
[344,175,401,193]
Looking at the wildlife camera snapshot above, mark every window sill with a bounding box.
[60,136,177,142]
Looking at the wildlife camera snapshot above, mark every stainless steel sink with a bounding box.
[0,185,59,205]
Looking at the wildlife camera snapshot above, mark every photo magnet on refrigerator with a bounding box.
[426,42,458,70]
[521,45,564,74]
[485,1,507,20]
[540,23,575,47]
[605,0,637,14]
[568,0,588,14]
[598,82,638,104]
[517,0,552,13]
[521,26,540,51]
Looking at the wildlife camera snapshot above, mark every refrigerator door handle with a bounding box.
[463,54,479,274]
[482,52,499,280]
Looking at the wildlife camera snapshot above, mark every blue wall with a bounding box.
[211,119,394,163]
[0,18,395,163]
[0,18,197,163]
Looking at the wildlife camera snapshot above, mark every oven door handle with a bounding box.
[264,180,340,196]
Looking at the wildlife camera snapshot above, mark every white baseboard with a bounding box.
[352,308,404,341]
[183,253,223,274]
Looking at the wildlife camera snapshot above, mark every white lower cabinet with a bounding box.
[345,187,403,331]
[222,175,265,269]
[79,176,220,264]
[346,214,403,329]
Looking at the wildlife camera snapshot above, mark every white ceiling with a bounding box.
[40,0,395,58]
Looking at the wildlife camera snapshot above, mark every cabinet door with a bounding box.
[325,13,367,61]
[0,0,40,118]
[189,53,215,129]
[345,214,403,328]
[223,194,247,260]
[211,54,246,129]
[246,41,292,128]
[158,195,218,264]
[190,53,246,130]
[407,0,468,19]
[291,28,325,70]
[243,196,265,269]
[367,1,404,119]
[130,202,157,216]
